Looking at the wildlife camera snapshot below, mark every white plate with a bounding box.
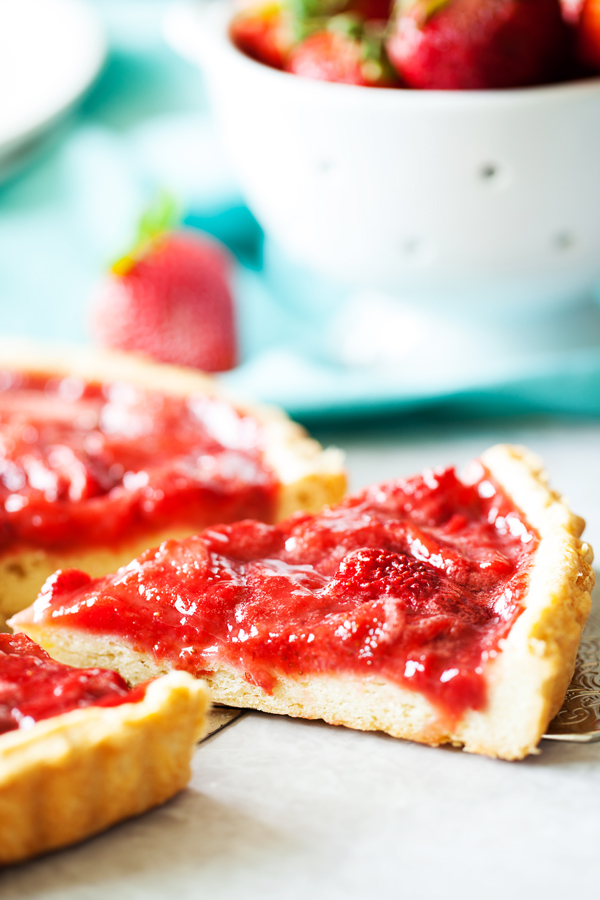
[0,0,106,174]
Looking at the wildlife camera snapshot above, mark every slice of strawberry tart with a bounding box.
[11,445,594,760]
[0,340,345,623]
[0,632,209,865]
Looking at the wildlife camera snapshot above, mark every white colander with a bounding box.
[167,0,600,315]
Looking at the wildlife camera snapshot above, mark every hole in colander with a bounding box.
[317,159,335,174]
[400,238,432,261]
[553,231,576,251]
[479,163,500,181]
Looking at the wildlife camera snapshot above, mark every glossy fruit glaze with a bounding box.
[0,632,145,734]
[25,461,538,722]
[0,371,277,554]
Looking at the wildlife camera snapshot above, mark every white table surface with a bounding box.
[2,416,599,898]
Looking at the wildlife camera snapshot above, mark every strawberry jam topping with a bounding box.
[24,463,538,722]
[0,371,277,553]
[0,632,145,734]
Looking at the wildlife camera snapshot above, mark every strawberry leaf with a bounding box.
[111,191,180,276]
[327,12,364,37]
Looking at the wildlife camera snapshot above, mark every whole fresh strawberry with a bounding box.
[230,2,296,68]
[578,0,600,68]
[230,1,394,70]
[386,0,569,89]
[286,15,398,84]
[92,197,237,372]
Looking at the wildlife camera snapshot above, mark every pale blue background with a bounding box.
[1,0,600,422]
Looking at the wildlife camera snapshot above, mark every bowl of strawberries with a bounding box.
[167,0,600,312]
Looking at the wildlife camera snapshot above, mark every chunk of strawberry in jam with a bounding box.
[40,568,93,600]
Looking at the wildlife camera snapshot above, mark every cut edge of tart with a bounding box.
[0,339,346,623]
[0,669,210,866]
[458,444,593,757]
[11,445,595,761]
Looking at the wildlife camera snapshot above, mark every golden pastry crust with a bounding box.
[0,339,345,624]
[0,671,210,866]
[458,444,595,758]
[12,445,594,760]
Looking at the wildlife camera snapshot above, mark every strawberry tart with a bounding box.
[11,445,594,760]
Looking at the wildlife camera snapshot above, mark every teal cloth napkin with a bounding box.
[1,0,600,422]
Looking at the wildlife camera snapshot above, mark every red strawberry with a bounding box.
[230,1,394,72]
[386,0,569,89]
[578,0,600,67]
[350,0,393,17]
[286,17,398,84]
[230,2,296,68]
[92,202,237,373]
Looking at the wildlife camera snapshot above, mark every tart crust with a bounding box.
[0,670,210,866]
[11,445,595,760]
[0,339,345,624]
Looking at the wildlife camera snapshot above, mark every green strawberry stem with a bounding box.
[326,12,365,37]
[290,0,348,20]
[112,191,180,276]
[286,0,357,42]
[324,12,398,83]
